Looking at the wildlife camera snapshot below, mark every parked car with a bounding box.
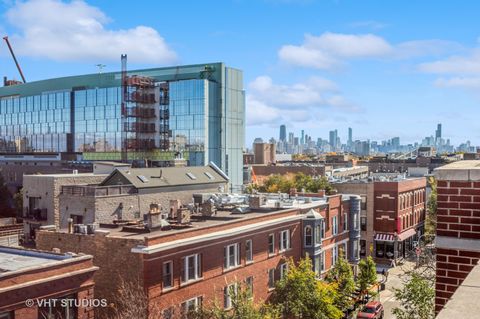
[356,301,384,319]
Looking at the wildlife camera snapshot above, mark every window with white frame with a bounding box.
[314,256,321,276]
[181,254,202,283]
[181,296,202,317]
[268,234,275,255]
[315,224,321,244]
[224,243,240,269]
[224,283,238,309]
[280,229,290,251]
[245,276,254,296]
[332,216,338,235]
[163,261,173,289]
[268,268,275,289]
[304,226,312,247]
[246,240,253,263]
[331,245,338,266]
[280,262,288,279]
[162,307,174,319]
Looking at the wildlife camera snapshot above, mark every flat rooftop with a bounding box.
[435,160,480,181]
[58,196,329,241]
[0,246,73,274]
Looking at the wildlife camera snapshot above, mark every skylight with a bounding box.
[186,172,197,180]
[204,172,215,180]
[137,175,149,183]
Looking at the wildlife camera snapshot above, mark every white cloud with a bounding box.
[434,77,480,89]
[4,0,177,63]
[246,76,357,126]
[279,32,462,70]
[279,32,392,69]
[248,75,337,107]
[419,50,480,74]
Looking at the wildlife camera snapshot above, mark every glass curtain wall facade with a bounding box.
[0,63,245,191]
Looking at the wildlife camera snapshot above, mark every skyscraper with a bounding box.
[348,127,353,144]
[301,130,305,145]
[436,123,442,143]
[329,130,338,150]
[279,125,286,142]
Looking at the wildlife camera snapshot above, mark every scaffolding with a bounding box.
[121,54,170,163]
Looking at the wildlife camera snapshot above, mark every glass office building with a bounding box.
[0,63,245,191]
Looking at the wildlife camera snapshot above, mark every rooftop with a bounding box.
[0,246,74,274]
[434,160,480,181]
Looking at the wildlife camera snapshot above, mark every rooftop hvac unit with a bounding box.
[86,224,97,234]
[74,224,87,234]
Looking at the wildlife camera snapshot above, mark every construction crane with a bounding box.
[3,36,26,83]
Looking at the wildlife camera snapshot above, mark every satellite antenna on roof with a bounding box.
[96,64,106,74]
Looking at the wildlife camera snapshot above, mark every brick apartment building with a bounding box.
[36,193,360,318]
[334,176,427,263]
[434,161,480,314]
[0,246,97,319]
[22,164,228,241]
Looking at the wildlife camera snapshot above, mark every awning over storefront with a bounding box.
[374,233,395,242]
[398,228,417,241]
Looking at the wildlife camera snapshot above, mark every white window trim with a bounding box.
[162,260,173,291]
[304,225,313,247]
[333,216,338,235]
[225,243,240,270]
[224,283,238,310]
[182,254,201,284]
[246,239,253,263]
[279,229,290,252]
[280,262,288,279]
[182,296,202,315]
[268,233,275,256]
[268,268,275,290]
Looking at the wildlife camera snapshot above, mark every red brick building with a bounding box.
[36,193,360,318]
[0,246,97,319]
[434,161,480,314]
[372,177,427,262]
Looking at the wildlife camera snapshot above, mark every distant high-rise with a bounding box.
[329,130,338,150]
[436,123,442,143]
[279,125,286,142]
[301,130,305,145]
[348,127,353,144]
[288,132,294,144]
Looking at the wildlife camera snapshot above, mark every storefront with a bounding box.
[374,228,418,262]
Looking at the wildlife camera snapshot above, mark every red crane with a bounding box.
[3,36,26,83]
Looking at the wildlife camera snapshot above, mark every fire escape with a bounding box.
[121,54,170,162]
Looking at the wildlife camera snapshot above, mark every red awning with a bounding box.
[398,228,417,241]
[374,233,395,242]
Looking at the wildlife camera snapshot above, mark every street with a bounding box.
[379,261,416,319]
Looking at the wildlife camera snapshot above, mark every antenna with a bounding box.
[95,64,106,74]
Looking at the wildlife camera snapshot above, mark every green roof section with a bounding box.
[0,62,230,97]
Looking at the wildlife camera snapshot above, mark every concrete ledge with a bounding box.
[437,262,480,318]
[434,160,480,181]
[436,236,480,252]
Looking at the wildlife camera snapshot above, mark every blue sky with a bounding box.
[1,0,480,147]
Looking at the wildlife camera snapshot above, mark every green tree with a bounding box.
[425,177,437,239]
[13,188,23,217]
[357,256,377,297]
[272,257,342,319]
[392,272,435,319]
[0,172,15,218]
[325,250,356,311]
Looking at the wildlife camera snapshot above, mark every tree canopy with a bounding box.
[325,251,356,311]
[357,256,377,293]
[252,173,333,194]
[392,272,435,319]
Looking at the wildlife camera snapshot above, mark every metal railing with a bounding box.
[61,185,138,197]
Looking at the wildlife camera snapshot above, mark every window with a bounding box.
[353,213,359,231]
[321,251,325,272]
[224,283,238,309]
[331,245,338,266]
[321,220,325,238]
[315,224,321,244]
[181,296,202,317]
[314,256,321,276]
[245,240,253,263]
[224,243,241,269]
[343,213,348,231]
[360,240,366,257]
[304,226,312,247]
[268,269,275,289]
[163,261,173,289]
[280,263,288,279]
[181,254,202,283]
[162,307,174,319]
[353,239,359,259]
[280,230,290,251]
[332,216,338,235]
[245,276,254,296]
[268,234,275,255]
[361,216,367,231]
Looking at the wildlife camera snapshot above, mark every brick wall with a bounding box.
[434,161,480,314]
[435,179,480,313]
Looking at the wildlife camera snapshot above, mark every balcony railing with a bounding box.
[61,185,138,197]
[23,208,48,221]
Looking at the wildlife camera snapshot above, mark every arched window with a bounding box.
[305,226,312,247]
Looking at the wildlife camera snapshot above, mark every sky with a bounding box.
[1,0,480,147]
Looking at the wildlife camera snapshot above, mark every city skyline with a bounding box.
[1,0,480,146]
